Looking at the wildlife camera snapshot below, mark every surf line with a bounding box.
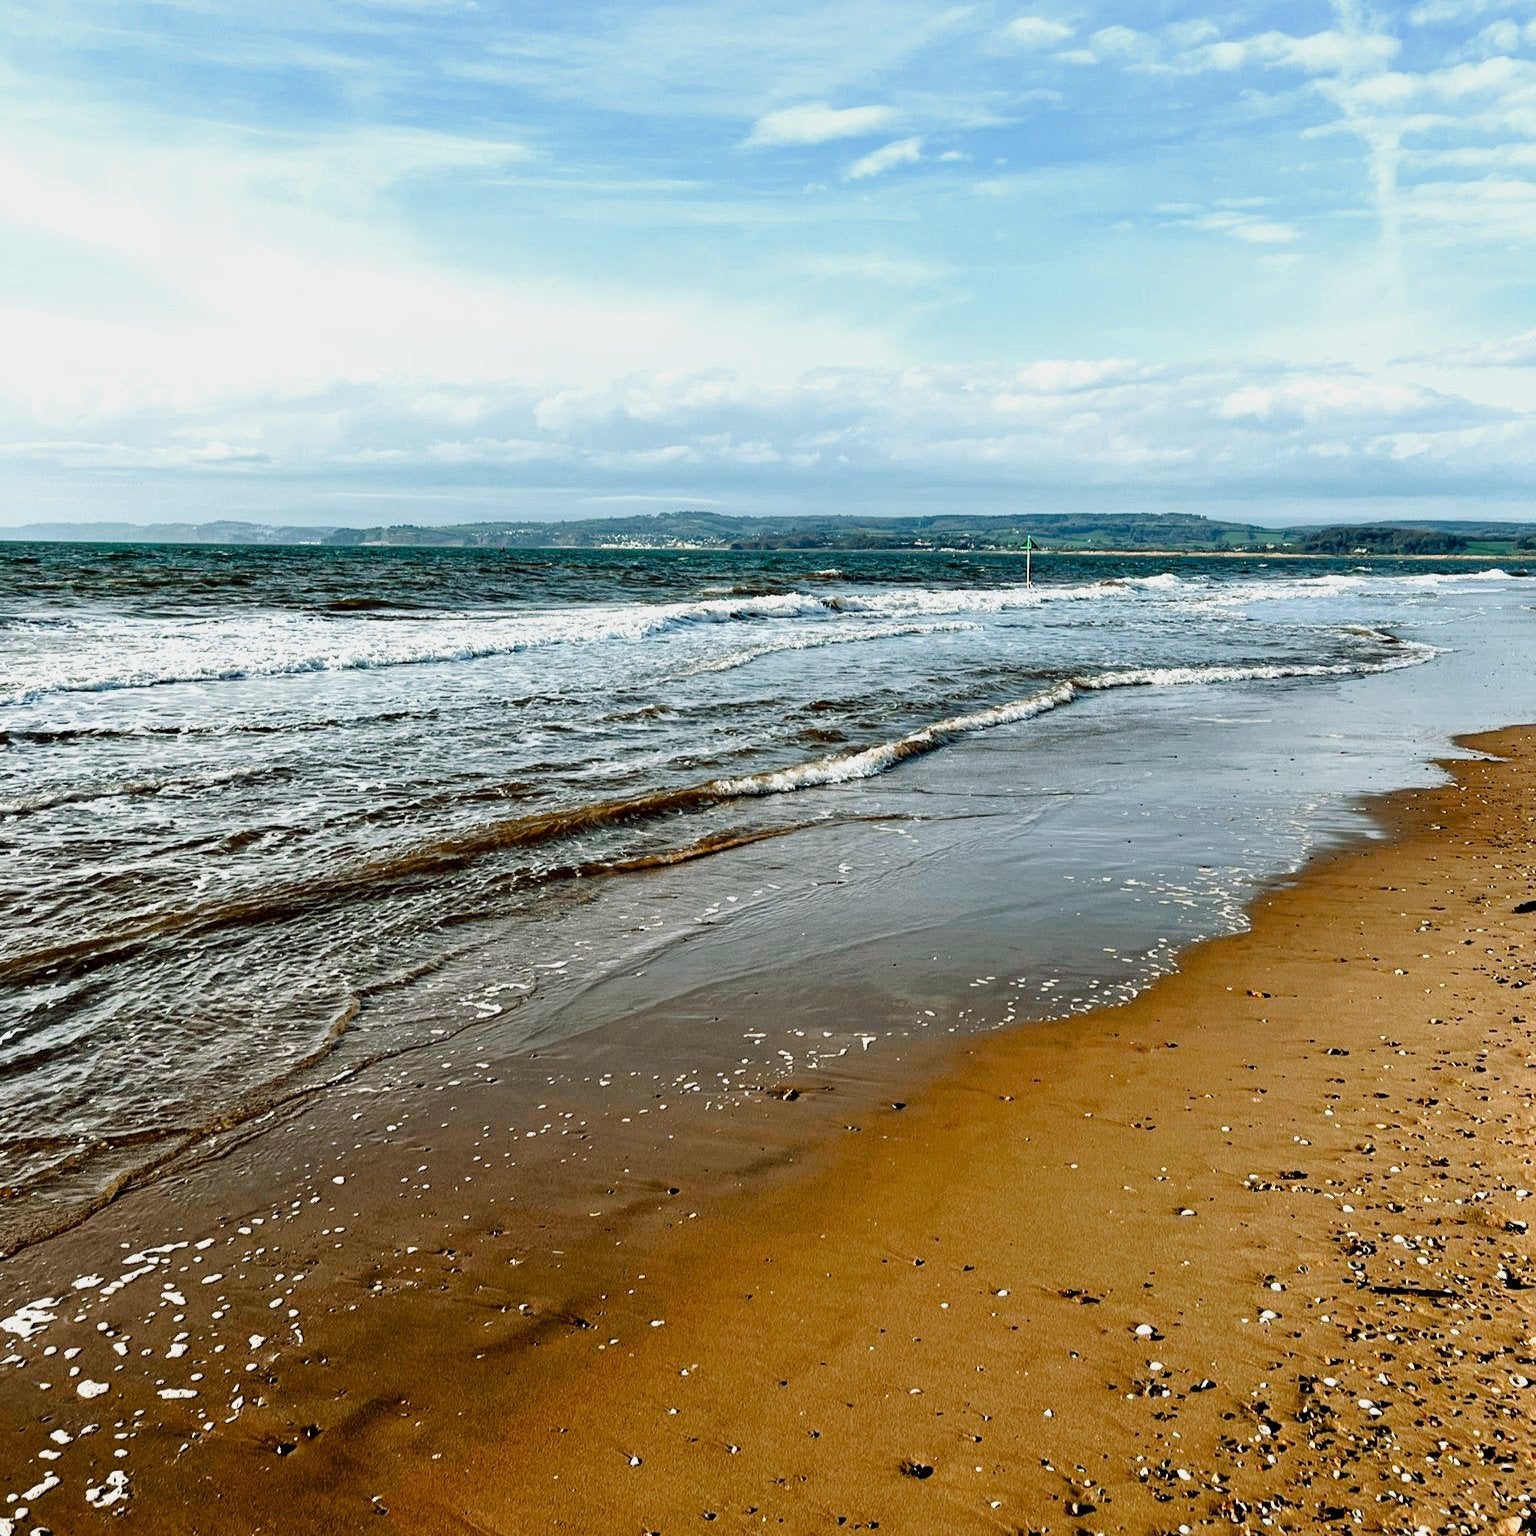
[0,648,1434,990]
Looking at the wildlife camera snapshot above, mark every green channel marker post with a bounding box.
[1024,535,1034,588]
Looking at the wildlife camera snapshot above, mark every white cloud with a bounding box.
[0,438,273,470]
[1461,19,1523,55]
[1415,141,1536,168]
[1402,175,1536,240]
[1167,27,1401,76]
[0,111,896,429]
[1084,25,1153,62]
[1259,28,1401,74]
[1001,16,1073,49]
[743,102,899,146]
[1414,327,1536,365]
[7,0,1536,524]
[778,251,949,284]
[1187,210,1301,244]
[845,135,924,178]
[1408,0,1514,22]
[1215,375,1457,424]
[452,1,976,121]
[1063,18,1401,78]
[7,356,1525,522]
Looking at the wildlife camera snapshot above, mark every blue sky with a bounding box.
[2,0,1535,526]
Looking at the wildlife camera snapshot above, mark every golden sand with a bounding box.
[419,728,1536,1533]
[8,730,1534,1535]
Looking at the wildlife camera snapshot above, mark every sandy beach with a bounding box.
[4,725,1528,1533]
[10,0,1536,1526]
[361,726,1533,1535]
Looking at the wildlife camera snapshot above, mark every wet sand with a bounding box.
[4,728,1535,1533]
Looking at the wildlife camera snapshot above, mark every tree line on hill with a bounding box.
[1299,525,1470,555]
[5,511,1535,554]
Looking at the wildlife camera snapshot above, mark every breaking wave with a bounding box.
[0,642,1433,988]
[0,568,1500,707]
[679,620,977,676]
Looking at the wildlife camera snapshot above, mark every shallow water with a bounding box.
[1,542,1533,1247]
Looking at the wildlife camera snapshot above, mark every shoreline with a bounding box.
[380,726,1536,1535]
[3,728,1534,1532]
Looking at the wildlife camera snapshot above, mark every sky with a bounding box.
[2,0,1536,528]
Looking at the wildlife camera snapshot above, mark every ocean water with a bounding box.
[1,541,1533,1249]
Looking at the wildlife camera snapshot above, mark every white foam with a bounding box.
[1,1299,58,1340]
[1207,569,1515,606]
[1,591,981,705]
[1397,567,1512,586]
[680,620,976,677]
[714,682,1079,797]
[85,1470,130,1509]
[709,647,1435,801]
[1083,646,1436,691]
[1,568,1511,707]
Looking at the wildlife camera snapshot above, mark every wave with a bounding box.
[0,643,1433,988]
[713,682,1079,796]
[1207,569,1515,606]
[0,763,290,818]
[0,706,444,748]
[2,568,1511,707]
[715,644,1435,797]
[1080,650,1436,691]
[0,592,998,706]
[320,596,423,612]
[1397,568,1513,587]
[680,620,977,677]
[0,614,77,631]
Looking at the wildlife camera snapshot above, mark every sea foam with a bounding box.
[0,569,1502,707]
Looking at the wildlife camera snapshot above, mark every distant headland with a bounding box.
[5,510,1536,557]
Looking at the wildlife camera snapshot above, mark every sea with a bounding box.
[2,540,1533,1253]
